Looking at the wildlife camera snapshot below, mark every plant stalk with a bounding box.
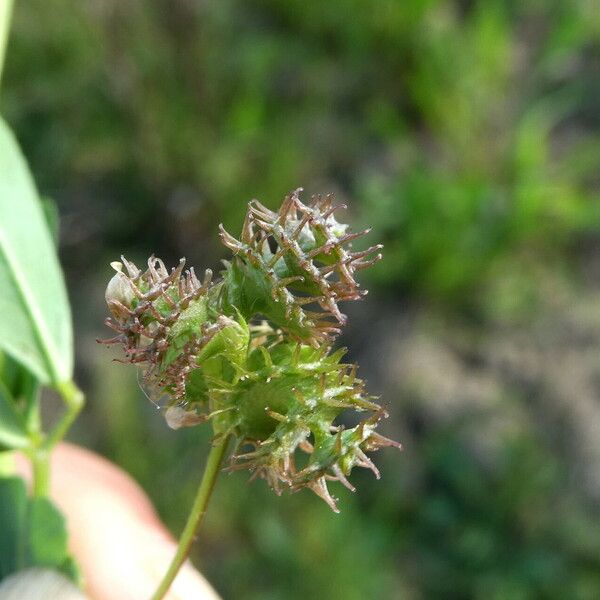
[44,380,85,451]
[0,0,14,86]
[150,437,229,600]
[28,381,84,497]
[31,447,49,497]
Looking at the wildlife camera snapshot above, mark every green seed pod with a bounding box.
[99,191,399,511]
[218,340,401,512]
[218,188,383,346]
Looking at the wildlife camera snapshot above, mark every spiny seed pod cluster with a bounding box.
[219,190,383,345]
[100,189,400,511]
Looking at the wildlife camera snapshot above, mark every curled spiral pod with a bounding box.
[99,191,400,511]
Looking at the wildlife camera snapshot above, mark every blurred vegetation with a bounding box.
[2,0,600,598]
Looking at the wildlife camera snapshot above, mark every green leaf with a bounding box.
[0,476,79,584]
[25,497,69,568]
[0,477,26,579]
[41,197,60,247]
[0,117,73,385]
[0,380,28,450]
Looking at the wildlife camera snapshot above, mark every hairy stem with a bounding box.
[150,437,229,600]
[0,0,13,86]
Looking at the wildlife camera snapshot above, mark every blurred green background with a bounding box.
[3,0,600,598]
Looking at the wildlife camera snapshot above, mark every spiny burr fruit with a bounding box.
[99,189,400,511]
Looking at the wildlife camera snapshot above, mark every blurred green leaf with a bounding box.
[41,197,60,247]
[0,117,72,385]
[0,476,26,579]
[0,476,79,583]
[0,380,28,450]
[25,497,69,568]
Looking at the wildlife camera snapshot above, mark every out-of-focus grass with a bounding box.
[6,0,598,297]
[3,1,600,598]
[358,1,600,307]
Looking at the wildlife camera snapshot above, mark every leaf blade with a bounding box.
[0,477,27,579]
[0,476,80,584]
[0,117,73,384]
[25,497,69,569]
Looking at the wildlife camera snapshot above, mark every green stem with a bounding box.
[0,0,14,86]
[150,437,229,600]
[43,380,84,451]
[31,447,49,497]
[27,381,84,497]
